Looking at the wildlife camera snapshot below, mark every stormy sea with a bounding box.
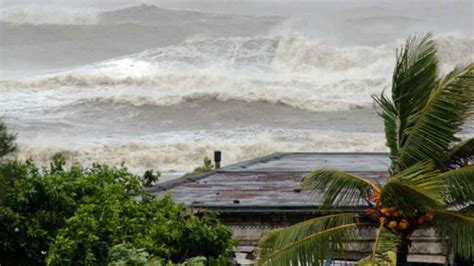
[1,1,472,177]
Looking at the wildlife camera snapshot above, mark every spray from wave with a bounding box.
[0,6,100,25]
[2,35,472,112]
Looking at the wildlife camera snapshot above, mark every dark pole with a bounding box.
[396,236,410,266]
[214,151,221,169]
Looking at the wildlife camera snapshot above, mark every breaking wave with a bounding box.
[0,35,392,112]
[17,137,387,174]
[1,35,472,112]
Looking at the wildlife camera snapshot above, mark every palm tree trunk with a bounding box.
[396,236,410,266]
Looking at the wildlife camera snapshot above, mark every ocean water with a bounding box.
[0,2,473,175]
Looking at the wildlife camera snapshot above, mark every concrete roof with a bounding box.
[150,152,390,211]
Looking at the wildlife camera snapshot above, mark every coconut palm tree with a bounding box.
[256,34,474,266]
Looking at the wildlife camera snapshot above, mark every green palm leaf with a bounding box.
[359,223,398,265]
[396,63,474,170]
[304,169,379,209]
[444,138,474,167]
[432,210,474,260]
[391,33,439,119]
[256,213,361,266]
[439,165,474,206]
[380,163,445,215]
[372,93,399,172]
[373,33,439,171]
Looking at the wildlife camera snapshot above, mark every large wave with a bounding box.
[2,34,472,112]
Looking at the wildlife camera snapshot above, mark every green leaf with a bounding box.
[396,63,474,170]
[373,92,399,172]
[304,169,379,209]
[432,210,474,260]
[445,138,474,167]
[369,224,398,265]
[374,33,439,171]
[439,166,474,206]
[256,213,360,266]
[391,33,439,119]
[0,120,16,158]
[380,163,445,216]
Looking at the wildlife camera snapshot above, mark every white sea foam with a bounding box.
[16,137,387,174]
[0,6,99,25]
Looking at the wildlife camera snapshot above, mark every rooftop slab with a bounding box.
[150,152,390,210]
[223,152,390,172]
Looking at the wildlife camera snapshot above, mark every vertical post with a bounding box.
[396,236,410,266]
[214,151,221,169]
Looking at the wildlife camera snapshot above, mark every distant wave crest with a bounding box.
[0,6,99,25]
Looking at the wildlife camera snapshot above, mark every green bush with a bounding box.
[0,155,234,265]
[0,120,16,159]
[107,244,208,266]
[185,157,214,176]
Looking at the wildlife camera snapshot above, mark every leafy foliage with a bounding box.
[396,64,474,170]
[185,157,214,176]
[257,213,361,265]
[373,34,474,172]
[141,169,161,187]
[367,224,398,265]
[0,155,234,265]
[355,223,398,266]
[432,210,474,260]
[373,34,439,171]
[107,244,208,266]
[391,34,439,123]
[439,166,474,206]
[379,163,445,216]
[0,120,16,159]
[304,169,378,208]
[445,138,474,168]
[108,244,151,265]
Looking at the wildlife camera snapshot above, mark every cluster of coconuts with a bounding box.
[367,192,433,233]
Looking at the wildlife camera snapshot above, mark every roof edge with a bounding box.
[147,152,389,192]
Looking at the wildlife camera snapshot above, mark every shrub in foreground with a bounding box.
[0,155,234,265]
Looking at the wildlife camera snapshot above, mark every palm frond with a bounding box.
[304,169,379,209]
[396,63,474,170]
[445,138,474,167]
[439,165,474,206]
[432,210,474,261]
[391,33,439,119]
[256,213,360,266]
[356,223,399,265]
[370,224,398,264]
[372,92,399,172]
[380,163,445,216]
[373,34,439,171]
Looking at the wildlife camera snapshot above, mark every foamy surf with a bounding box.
[0,6,100,25]
[16,137,388,174]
